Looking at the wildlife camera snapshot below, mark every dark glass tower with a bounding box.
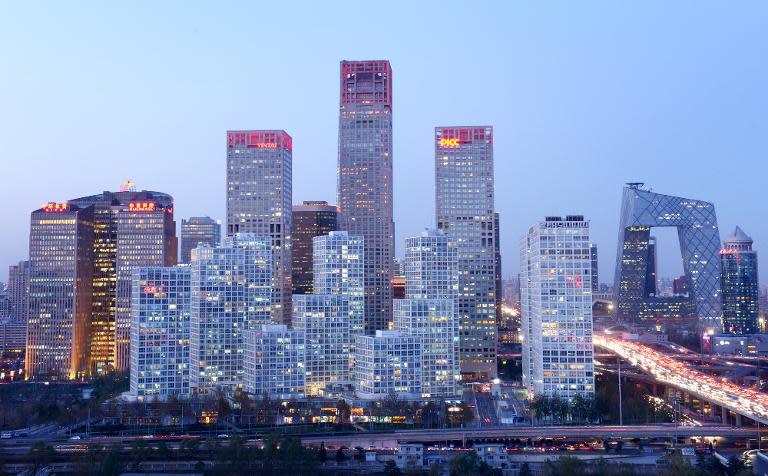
[338,60,394,333]
[180,216,221,264]
[721,226,759,335]
[291,201,338,295]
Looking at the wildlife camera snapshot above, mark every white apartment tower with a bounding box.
[244,324,305,400]
[521,215,595,399]
[189,234,271,393]
[393,230,460,398]
[354,330,422,400]
[130,266,191,399]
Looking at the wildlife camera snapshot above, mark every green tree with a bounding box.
[519,462,533,476]
[319,441,328,463]
[544,456,586,476]
[384,460,403,476]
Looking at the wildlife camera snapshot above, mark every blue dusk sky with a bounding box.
[1,1,767,285]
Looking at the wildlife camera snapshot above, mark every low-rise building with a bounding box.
[395,443,424,469]
[475,444,509,469]
[244,325,306,400]
[354,330,422,400]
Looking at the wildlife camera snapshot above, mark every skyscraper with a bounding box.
[313,231,365,338]
[435,126,498,379]
[393,230,460,398]
[521,215,595,399]
[189,234,272,393]
[354,330,422,400]
[589,244,599,293]
[69,189,176,375]
[614,184,721,329]
[7,260,29,322]
[291,201,338,295]
[227,130,292,324]
[180,217,221,264]
[338,60,394,332]
[27,203,95,380]
[130,266,191,399]
[114,198,177,371]
[721,226,759,335]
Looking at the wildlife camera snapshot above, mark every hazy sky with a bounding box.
[1,1,767,285]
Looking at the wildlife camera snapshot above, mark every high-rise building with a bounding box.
[435,126,498,379]
[292,294,350,396]
[180,217,221,264]
[7,261,29,322]
[130,266,190,399]
[244,324,305,400]
[494,213,503,332]
[226,130,292,324]
[589,244,599,293]
[114,199,177,371]
[354,330,422,400]
[291,201,338,295]
[393,230,460,398]
[644,237,658,297]
[521,215,595,399]
[721,226,759,335]
[69,189,176,375]
[27,203,95,380]
[338,60,394,332]
[614,184,721,330]
[313,231,365,339]
[189,234,272,393]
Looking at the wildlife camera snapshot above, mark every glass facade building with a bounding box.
[521,215,595,399]
[114,199,177,371]
[291,201,338,295]
[338,60,394,333]
[189,234,272,393]
[130,266,190,399]
[27,203,95,380]
[354,330,422,400]
[226,130,292,324]
[244,324,305,400]
[292,294,350,396]
[393,230,460,397]
[435,126,498,379]
[613,185,721,329]
[69,190,176,375]
[721,226,759,335]
[180,216,221,264]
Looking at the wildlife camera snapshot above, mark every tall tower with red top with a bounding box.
[338,60,394,333]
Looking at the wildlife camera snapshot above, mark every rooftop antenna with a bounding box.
[119,179,137,192]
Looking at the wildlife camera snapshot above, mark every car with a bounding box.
[217,434,230,439]
[69,435,81,440]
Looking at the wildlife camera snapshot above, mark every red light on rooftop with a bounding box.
[228,131,292,153]
[42,203,70,213]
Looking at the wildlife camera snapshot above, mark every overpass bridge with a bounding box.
[595,335,768,425]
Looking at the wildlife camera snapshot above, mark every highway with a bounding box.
[300,424,761,446]
[595,334,768,425]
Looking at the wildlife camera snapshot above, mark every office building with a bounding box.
[393,230,460,398]
[291,201,338,295]
[114,198,177,371]
[69,189,176,375]
[435,126,497,379]
[338,60,394,332]
[0,317,26,354]
[614,184,721,330]
[244,324,305,400]
[521,215,595,398]
[180,217,221,264]
[130,266,191,399]
[354,330,422,400]
[313,231,365,338]
[189,234,272,393]
[292,294,350,396]
[7,261,29,322]
[721,226,760,335]
[226,130,292,323]
[589,244,599,293]
[27,203,94,380]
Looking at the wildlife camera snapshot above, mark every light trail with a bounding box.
[594,334,768,424]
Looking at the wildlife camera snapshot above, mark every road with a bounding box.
[595,335,768,425]
[300,424,763,446]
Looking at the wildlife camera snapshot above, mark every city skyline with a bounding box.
[2,2,768,287]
